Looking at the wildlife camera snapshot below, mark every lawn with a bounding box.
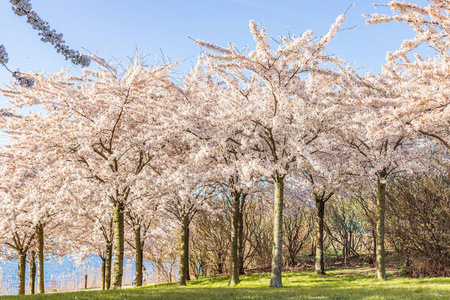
[2,269,449,299]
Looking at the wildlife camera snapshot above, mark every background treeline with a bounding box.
[185,172,450,280]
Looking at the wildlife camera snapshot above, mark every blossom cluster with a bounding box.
[8,0,90,67]
[0,44,8,65]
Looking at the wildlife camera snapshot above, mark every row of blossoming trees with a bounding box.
[0,0,449,295]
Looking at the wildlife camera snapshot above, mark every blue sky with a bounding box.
[0,0,430,143]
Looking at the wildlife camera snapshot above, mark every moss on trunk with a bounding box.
[376,174,387,280]
[112,202,125,289]
[37,224,45,294]
[18,250,26,295]
[105,243,112,289]
[270,175,284,288]
[178,214,190,286]
[28,251,36,294]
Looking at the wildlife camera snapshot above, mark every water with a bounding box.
[0,255,160,295]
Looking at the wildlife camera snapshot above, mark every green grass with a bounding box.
[2,270,449,299]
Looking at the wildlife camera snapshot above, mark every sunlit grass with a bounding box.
[2,269,449,299]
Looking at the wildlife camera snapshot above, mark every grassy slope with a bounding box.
[1,270,449,300]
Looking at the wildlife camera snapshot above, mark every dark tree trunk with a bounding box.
[101,257,106,290]
[156,258,162,283]
[343,240,347,267]
[217,252,223,274]
[140,247,144,283]
[372,225,377,257]
[270,175,284,288]
[238,218,245,275]
[238,194,246,275]
[135,225,143,287]
[186,224,191,281]
[230,191,241,285]
[310,240,315,256]
[315,197,325,275]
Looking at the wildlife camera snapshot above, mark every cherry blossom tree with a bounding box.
[179,59,256,285]
[0,155,36,294]
[145,217,179,284]
[27,249,36,294]
[367,1,450,151]
[157,151,214,286]
[124,196,158,287]
[212,176,250,286]
[334,69,429,279]
[364,0,450,278]
[1,56,181,289]
[282,191,314,267]
[293,147,354,275]
[59,179,115,290]
[195,14,352,287]
[0,136,70,294]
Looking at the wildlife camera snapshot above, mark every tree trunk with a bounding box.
[376,175,387,280]
[112,202,125,289]
[105,242,112,289]
[186,224,191,281]
[135,225,143,287]
[140,247,144,282]
[343,240,347,267]
[372,226,377,258]
[101,257,106,290]
[310,239,315,256]
[289,248,296,267]
[238,195,245,275]
[270,175,284,288]
[315,197,325,275]
[28,251,36,295]
[18,250,26,295]
[230,192,241,286]
[178,214,190,286]
[37,224,45,294]
[217,252,223,274]
[156,258,162,283]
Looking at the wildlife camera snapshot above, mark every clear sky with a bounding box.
[0,0,430,144]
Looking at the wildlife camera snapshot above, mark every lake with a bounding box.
[0,255,163,295]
